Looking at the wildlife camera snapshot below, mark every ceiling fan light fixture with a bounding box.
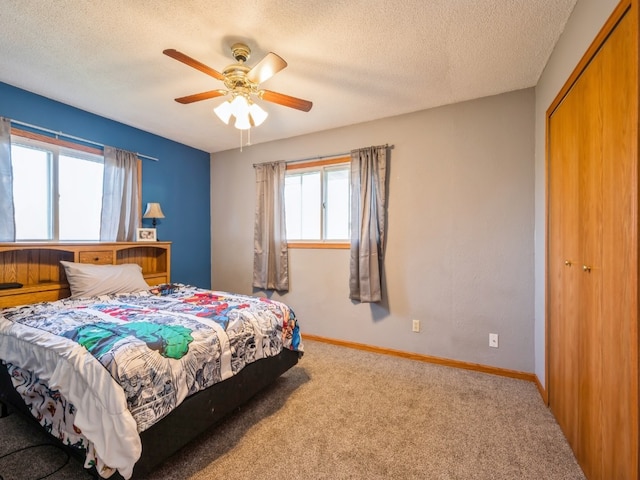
[230,95,252,130]
[230,95,249,117]
[234,112,252,130]
[214,95,266,130]
[249,102,268,127]
[213,100,233,124]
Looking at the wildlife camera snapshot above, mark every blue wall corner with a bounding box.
[0,82,211,288]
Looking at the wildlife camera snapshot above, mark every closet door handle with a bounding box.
[582,265,592,273]
[564,260,572,267]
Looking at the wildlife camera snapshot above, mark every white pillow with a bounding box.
[60,261,150,299]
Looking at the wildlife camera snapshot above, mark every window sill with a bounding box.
[287,242,349,250]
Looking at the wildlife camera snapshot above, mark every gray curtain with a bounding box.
[349,145,388,303]
[100,146,140,241]
[0,117,15,242]
[253,161,289,291]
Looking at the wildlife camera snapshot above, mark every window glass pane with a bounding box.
[285,175,302,239]
[300,172,321,239]
[59,153,104,241]
[285,171,321,240]
[12,144,52,240]
[325,167,350,240]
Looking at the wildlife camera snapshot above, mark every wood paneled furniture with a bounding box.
[0,242,171,308]
[546,1,638,479]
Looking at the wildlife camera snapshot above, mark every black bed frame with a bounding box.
[0,348,300,478]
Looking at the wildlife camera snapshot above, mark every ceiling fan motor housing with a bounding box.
[231,43,251,63]
[223,44,257,94]
[222,64,254,93]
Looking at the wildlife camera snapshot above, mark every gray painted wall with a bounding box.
[533,0,619,388]
[211,88,535,373]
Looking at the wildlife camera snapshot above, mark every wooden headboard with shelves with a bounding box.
[0,242,171,308]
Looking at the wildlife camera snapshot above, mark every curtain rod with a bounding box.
[10,119,159,162]
[253,144,394,167]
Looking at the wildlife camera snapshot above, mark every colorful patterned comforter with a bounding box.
[0,285,303,479]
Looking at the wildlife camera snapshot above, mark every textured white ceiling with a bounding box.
[0,0,576,153]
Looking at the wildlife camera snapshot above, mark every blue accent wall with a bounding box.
[0,82,211,288]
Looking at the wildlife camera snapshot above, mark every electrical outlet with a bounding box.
[412,319,420,333]
[489,333,499,348]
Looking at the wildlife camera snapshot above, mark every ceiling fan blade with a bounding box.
[163,49,225,81]
[261,90,313,112]
[247,52,288,84]
[174,90,226,104]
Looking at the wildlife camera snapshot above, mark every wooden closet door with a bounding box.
[598,8,638,479]
[549,60,604,478]
[575,47,603,480]
[547,4,638,479]
[548,86,581,451]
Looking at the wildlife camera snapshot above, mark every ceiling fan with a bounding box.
[163,43,312,129]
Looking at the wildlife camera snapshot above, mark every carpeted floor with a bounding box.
[0,339,585,479]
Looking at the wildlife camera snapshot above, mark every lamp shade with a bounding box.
[213,101,233,124]
[249,102,268,126]
[234,112,252,130]
[143,202,165,219]
[230,95,249,117]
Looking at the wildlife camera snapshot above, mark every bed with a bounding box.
[0,242,303,479]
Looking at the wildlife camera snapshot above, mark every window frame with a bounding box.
[285,156,350,250]
[10,128,142,242]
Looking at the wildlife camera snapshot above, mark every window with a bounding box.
[11,134,104,241]
[284,158,350,247]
